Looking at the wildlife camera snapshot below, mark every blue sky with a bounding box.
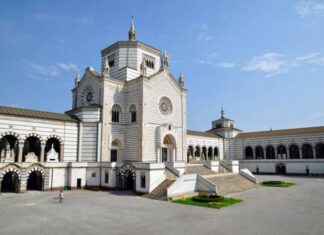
[1,0,324,132]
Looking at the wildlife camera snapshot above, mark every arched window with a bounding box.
[302,143,313,159]
[245,146,253,159]
[187,146,193,157]
[277,145,287,159]
[316,143,324,159]
[0,135,19,162]
[23,136,41,162]
[266,145,275,159]
[111,104,122,123]
[129,104,137,123]
[255,146,264,159]
[195,146,200,158]
[202,147,207,160]
[45,137,61,162]
[111,139,122,162]
[289,144,300,159]
[214,147,219,157]
[208,147,213,160]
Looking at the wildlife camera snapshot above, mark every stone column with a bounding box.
[286,147,290,159]
[18,143,24,163]
[172,147,176,162]
[60,144,64,162]
[40,143,45,162]
[299,147,302,159]
[156,147,160,162]
[312,146,316,158]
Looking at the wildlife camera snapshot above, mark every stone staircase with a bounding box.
[143,179,175,201]
[185,163,217,176]
[206,173,256,195]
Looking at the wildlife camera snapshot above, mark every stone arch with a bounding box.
[45,135,64,162]
[129,104,137,123]
[23,133,44,144]
[255,146,264,159]
[289,143,300,159]
[316,142,324,159]
[161,134,176,162]
[266,145,275,159]
[302,143,313,159]
[214,147,219,158]
[26,166,45,191]
[0,167,21,193]
[111,104,122,123]
[207,146,213,160]
[111,139,123,162]
[0,166,21,181]
[0,131,22,143]
[277,144,287,159]
[26,166,45,179]
[0,132,20,162]
[116,163,136,191]
[202,146,207,160]
[245,146,254,159]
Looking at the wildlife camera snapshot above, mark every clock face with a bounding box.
[159,97,172,116]
[86,92,93,102]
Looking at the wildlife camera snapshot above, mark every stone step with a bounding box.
[165,168,177,180]
[143,179,175,201]
[206,174,256,195]
[185,164,217,176]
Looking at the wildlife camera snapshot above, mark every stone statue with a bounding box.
[46,144,59,162]
[25,152,38,163]
[140,60,147,76]
[162,52,169,69]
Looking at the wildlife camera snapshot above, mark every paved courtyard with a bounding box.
[0,175,324,235]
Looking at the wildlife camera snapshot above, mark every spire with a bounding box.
[178,72,185,88]
[74,73,80,86]
[221,106,224,118]
[161,52,169,69]
[102,56,110,76]
[128,16,136,41]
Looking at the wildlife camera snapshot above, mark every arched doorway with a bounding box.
[111,139,122,162]
[27,171,43,191]
[1,172,19,193]
[266,145,275,159]
[245,146,253,159]
[162,134,176,162]
[276,163,286,174]
[117,164,136,191]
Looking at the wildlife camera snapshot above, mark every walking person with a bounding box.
[59,188,64,203]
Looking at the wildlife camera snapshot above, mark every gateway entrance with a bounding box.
[1,172,19,193]
[27,171,43,191]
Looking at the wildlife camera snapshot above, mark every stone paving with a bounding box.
[0,175,324,235]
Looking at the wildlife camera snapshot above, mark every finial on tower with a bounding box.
[221,106,224,118]
[128,16,136,41]
[75,73,80,86]
[102,56,110,76]
[178,72,185,88]
[162,52,169,69]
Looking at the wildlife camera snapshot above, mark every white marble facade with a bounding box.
[1,20,324,194]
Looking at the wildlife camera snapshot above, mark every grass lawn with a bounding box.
[260,181,296,187]
[172,195,242,209]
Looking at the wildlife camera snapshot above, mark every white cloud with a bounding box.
[197,33,213,42]
[295,52,324,65]
[58,63,80,72]
[215,62,236,69]
[242,53,288,77]
[26,62,59,77]
[295,0,324,17]
[23,60,80,80]
[199,60,236,69]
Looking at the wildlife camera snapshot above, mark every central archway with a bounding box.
[162,134,176,162]
[1,172,19,193]
[27,171,43,191]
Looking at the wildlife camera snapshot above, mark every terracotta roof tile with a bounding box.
[0,105,78,122]
[236,126,324,138]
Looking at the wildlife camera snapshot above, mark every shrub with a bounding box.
[192,194,224,203]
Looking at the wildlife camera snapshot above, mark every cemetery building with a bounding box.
[1,19,323,195]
